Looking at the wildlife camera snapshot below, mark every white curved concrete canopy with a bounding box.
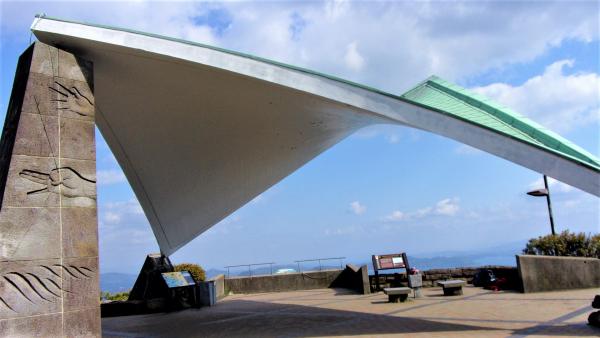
[31,17,599,255]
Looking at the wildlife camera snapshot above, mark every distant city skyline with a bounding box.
[1,1,598,273]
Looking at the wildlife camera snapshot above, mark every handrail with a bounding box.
[294,257,345,272]
[224,262,275,277]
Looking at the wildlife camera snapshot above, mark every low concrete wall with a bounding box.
[517,255,600,293]
[210,274,226,300]
[226,269,342,294]
[225,265,370,295]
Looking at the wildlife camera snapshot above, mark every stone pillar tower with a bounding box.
[0,42,99,336]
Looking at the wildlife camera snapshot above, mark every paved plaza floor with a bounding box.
[103,286,599,337]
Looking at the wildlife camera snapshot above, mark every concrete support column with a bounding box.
[0,42,99,337]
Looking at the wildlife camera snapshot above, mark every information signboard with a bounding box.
[371,252,411,291]
[161,271,196,288]
[373,254,406,270]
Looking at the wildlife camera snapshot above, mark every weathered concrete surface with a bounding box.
[331,264,370,295]
[209,274,226,300]
[0,42,99,337]
[226,270,343,295]
[128,254,174,301]
[517,255,600,293]
[225,265,371,295]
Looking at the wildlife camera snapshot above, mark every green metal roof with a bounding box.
[401,76,600,171]
[33,15,599,172]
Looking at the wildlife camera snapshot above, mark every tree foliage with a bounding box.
[174,263,206,282]
[523,231,600,258]
[100,291,129,301]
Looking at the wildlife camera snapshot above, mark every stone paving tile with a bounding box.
[102,287,600,337]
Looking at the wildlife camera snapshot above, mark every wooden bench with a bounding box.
[437,280,466,296]
[383,287,411,303]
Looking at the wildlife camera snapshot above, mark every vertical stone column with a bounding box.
[0,42,99,337]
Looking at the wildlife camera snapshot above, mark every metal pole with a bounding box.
[543,175,556,236]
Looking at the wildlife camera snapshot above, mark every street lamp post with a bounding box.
[526,175,556,236]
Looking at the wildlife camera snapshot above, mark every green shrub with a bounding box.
[100,291,130,301]
[523,231,600,258]
[174,263,206,282]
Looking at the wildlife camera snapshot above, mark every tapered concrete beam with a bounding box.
[30,16,599,256]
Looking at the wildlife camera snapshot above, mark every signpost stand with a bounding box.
[372,252,411,292]
[161,271,199,310]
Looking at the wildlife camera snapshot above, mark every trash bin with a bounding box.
[197,280,216,307]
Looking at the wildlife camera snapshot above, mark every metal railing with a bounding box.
[224,262,275,278]
[294,257,345,272]
[223,257,347,278]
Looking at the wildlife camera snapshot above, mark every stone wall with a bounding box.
[517,255,600,293]
[371,266,520,291]
[0,42,99,337]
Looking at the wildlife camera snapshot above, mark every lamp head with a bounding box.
[527,188,549,197]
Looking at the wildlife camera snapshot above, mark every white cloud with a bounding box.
[384,210,405,221]
[100,199,145,227]
[528,176,574,193]
[472,60,600,133]
[349,201,367,215]
[104,211,121,224]
[344,41,365,71]
[434,198,460,216]
[96,169,127,186]
[324,225,363,236]
[383,197,460,221]
[98,198,155,248]
[4,2,597,94]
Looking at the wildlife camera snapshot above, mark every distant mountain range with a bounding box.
[100,272,138,294]
[100,240,527,293]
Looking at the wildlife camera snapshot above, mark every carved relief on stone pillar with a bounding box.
[0,42,99,337]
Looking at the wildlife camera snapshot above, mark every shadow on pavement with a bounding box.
[103,299,502,337]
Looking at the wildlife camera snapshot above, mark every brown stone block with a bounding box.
[60,118,95,160]
[64,307,101,338]
[0,312,63,337]
[58,159,96,208]
[0,207,60,261]
[0,259,63,319]
[13,112,58,158]
[62,207,98,258]
[30,42,58,77]
[58,49,93,86]
[62,256,99,312]
[55,78,94,121]
[2,156,60,208]
[21,72,59,116]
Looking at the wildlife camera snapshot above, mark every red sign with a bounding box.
[373,254,406,270]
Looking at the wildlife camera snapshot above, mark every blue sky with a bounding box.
[1,1,598,274]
